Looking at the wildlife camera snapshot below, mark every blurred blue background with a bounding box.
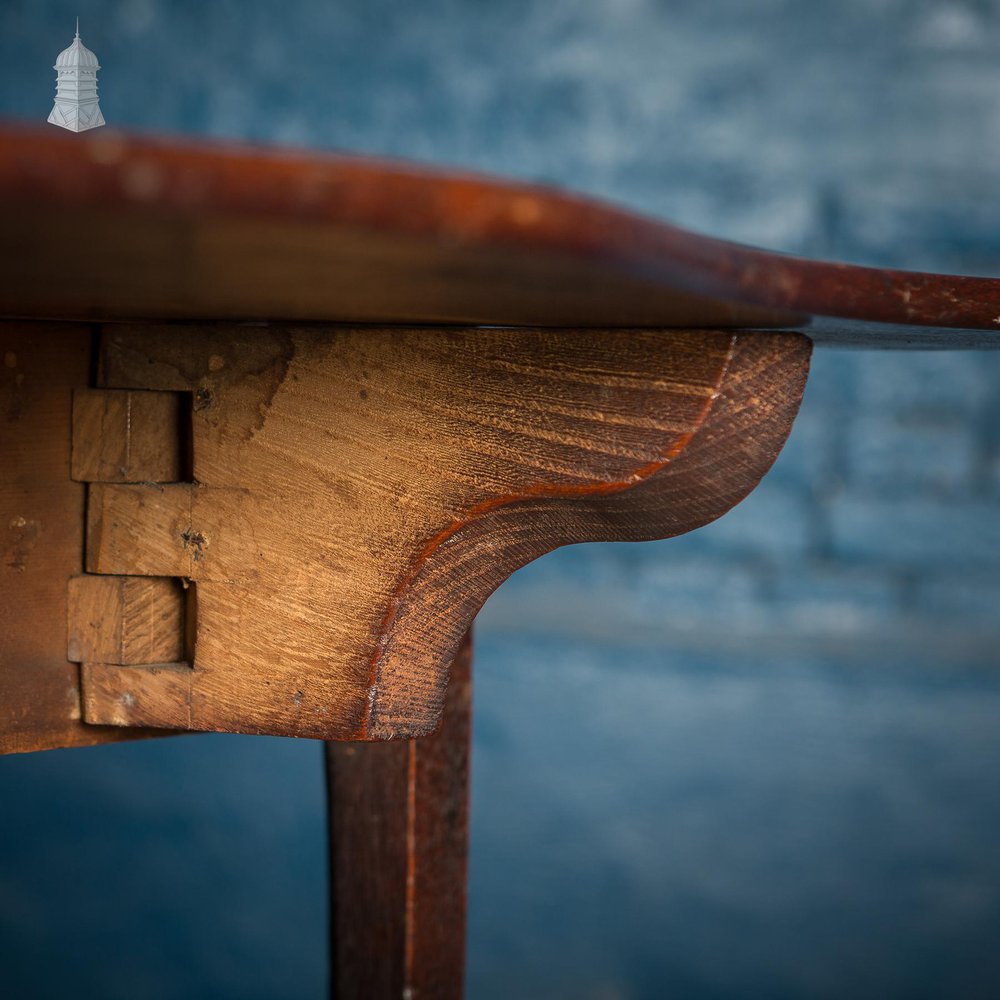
[3,1,1000,997]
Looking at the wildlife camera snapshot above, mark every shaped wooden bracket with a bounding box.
[69,324,811,740]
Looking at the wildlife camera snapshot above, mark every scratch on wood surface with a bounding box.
[3,366,26,423]
[5,516,41,571]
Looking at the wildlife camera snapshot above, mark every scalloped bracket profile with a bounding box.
[75,324,811,740]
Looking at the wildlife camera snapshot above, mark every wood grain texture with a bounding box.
[67,574,185,666]
[80,323,810,740]
[1,124,999,343]
[0,322,158,753]
[72,389,186,483]
[327,631,471,1000]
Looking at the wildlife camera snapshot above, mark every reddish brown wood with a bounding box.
[0,322,160,753]
[327,632,472,1000]
[1,124,999,342]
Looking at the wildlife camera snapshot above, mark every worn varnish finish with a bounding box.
[0,118,987,1000]
[327,632,472,1000]
[3,124,1000,342]
[75,323,810,740]
[0,323,154,753]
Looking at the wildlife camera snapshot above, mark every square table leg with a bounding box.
[326,631,473,999]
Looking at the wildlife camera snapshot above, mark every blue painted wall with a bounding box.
[2,2,1000,997]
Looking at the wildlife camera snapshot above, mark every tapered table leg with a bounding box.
[326,632,472,999]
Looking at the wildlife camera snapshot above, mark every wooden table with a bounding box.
[2,123,999,997]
